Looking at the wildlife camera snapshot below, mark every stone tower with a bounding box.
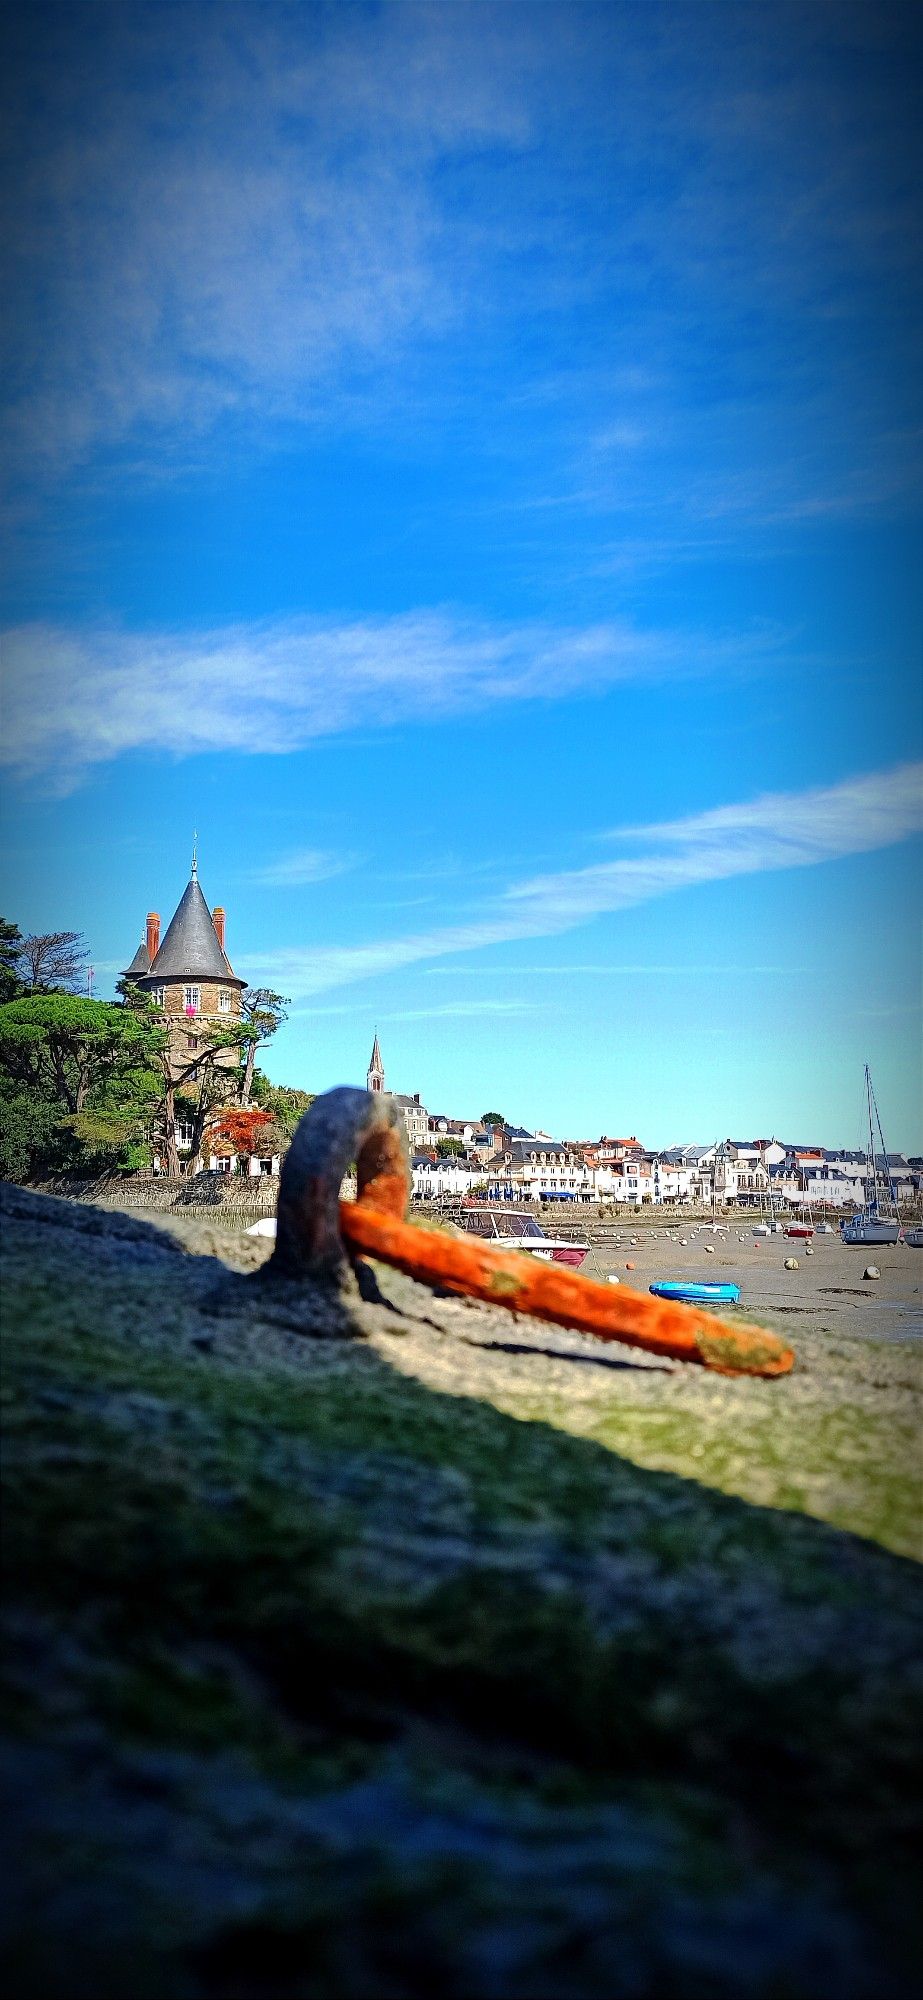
[123,854,246,1078]
[367,1032,385,1096]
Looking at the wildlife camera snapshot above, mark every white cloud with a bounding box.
[2,4,539,469]
[380,1000,542,1022]
[245,762,923,998]
[0,611,701,787]
[422,963,806,977]
[5,0,918,508]
[248,848,358,889]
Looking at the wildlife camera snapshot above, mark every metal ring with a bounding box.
[269,1086,408,1278]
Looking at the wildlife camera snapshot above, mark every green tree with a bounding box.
[480,1111,505,1128]
[250,1072,314,1136]
[0,994,166,1181]
[436,1138,465,1157]
[0,996,165,1116]
[237,989,290,1106]
[0,920,24,1004]
[0,1089,70,1181]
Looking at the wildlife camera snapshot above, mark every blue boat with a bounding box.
[649,1281,740,1305]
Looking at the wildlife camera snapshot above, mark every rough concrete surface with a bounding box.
[2,1184,921,1998]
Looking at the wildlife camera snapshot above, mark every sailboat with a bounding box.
[840,1067,902,1246]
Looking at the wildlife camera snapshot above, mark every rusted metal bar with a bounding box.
[272,1089,795,1377]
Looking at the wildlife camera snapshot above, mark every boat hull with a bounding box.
[840,1218,900,1245]
[649,1281,740,1305]
[495,1239,587,1266]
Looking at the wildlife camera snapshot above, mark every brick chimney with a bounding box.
[146,912,160,962]
[212,906,226,953]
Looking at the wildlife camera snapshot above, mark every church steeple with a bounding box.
[367,1032,385,1096]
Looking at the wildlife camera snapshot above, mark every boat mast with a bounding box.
[868,1066,899,1219]
[863,1065,876,1216]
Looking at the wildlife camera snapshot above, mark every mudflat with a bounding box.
[577,1221,923,1345]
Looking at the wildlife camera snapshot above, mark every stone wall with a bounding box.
[34,1173,279,1217]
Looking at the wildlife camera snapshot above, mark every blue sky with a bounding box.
[1,0,921,1147]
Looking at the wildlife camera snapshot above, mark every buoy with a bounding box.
[805,1246,813,1256]
[680,1238,688,1246]
[625,1260,635,1270]
[607,1274,620,1285]
[705,1244,715,1254]
[863,1265,881,1281]
[784,1256,799,1270]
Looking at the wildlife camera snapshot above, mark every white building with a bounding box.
[506,1138,593,1199]
[208,1149,281,1178]
[656,1146,716,1204]
[411,1157,483,1202]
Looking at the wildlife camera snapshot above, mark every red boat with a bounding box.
[785,1224,814,1238]
[447,1207,588,1267]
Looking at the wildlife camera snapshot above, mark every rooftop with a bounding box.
[144,876,243,986]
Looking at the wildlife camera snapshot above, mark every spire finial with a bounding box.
[191,830,198,880]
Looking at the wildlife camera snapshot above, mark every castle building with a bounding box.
[123,856,246,1077]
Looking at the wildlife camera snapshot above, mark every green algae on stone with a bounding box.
[2,1186,923,1997]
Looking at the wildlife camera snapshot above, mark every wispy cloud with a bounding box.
[2,4,538,471]
[422,963,807,977]
[246,763,923,998]
[4,0,919,526]
[380,1000,542,1022]
[248,848,358,889]
[0,611,726,788]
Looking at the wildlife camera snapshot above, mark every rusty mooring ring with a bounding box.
[270,1085,409,1278]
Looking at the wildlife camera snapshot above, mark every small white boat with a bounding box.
[904,1226,923,1249]
[448,1206,588,1267]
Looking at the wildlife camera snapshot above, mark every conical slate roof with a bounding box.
[123,940,151,978]
[368,1033,384,1074]
[149,878,242,984]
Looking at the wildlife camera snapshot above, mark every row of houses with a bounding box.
[408,1130,921,1210]
[362,1042,920,1210]
[157,1008,918,1211]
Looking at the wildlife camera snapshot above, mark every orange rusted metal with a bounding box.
[339,1197,794,1377]
[272,1088,794,1378]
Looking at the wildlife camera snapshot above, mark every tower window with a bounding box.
[183,986,200,1014]
[219,989,232,1013]
[151,986,165,1008]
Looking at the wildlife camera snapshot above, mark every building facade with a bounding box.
[364,1034,430,1152]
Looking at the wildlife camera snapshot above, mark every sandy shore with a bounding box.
[54,1183,923,1347]
[577,1222,922,1344]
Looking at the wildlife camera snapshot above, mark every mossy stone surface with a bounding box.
[2,1184,921,1997]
